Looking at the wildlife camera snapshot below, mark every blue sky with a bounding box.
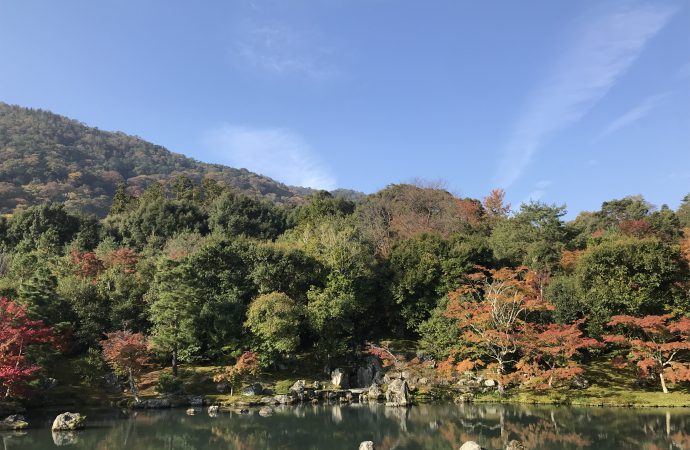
[1,0,689,217]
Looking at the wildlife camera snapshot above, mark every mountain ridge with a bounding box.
[0,101,362,216]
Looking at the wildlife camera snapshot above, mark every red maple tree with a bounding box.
[213,351,261,396]
[605,314,690,393]
[445,266,553,391]
[518,320,600,389]
[0,298,55,398]
[101,330,149,401]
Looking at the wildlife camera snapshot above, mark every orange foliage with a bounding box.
[560,249,583,273]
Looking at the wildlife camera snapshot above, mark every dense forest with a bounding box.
[0,102,361,216]
[1,166,690,399]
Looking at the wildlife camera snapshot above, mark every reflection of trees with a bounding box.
[4,404,690,449]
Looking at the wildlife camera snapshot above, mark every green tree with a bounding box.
[245,292,301,364]
[148,259,200,376]
[678,194,690,228]
[208,191,286,240]
[575,237,689,335]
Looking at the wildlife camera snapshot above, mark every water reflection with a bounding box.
[6,403,690,450]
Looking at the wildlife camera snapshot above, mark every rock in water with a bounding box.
[359,441,375,450]
[0,414,28,430]
[51,412,86,431]
[385,379,409,406]
[505,440,526,450]
[207,405,220,416]
[259,406,274,417]
[459,442,484,450]
[186,408,195,415]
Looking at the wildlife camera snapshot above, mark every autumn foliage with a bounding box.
[0,298,55,398]
[101,330,149,400]
[214,351,261,396]
[605,314,690,393]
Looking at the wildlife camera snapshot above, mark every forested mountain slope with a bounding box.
[0,102,361,215]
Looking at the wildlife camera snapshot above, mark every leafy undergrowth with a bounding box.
[475,361,690,407]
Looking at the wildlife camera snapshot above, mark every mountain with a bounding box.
[0,102,362,216]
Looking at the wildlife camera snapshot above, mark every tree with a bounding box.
[101,330,149,401]
[213,351,260,396]
[575,237,689,335]
[605,314,690,394]
[518,320,600,389]
[208,191,286,240]
[148,259,200,376]
[445,267,552,385]
[483,189,511,222]
[677,194,690,228]
[245,292,301,364]
[0,298,55,398]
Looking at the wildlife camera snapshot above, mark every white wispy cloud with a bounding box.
[493,2,676,188]
[234,23,339,80]
[523,180,552,204]
[595,91,672,140]
[204,125,337,190]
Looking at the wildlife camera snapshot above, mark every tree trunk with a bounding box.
[660,372,668,394]
[128,367,139,401]
[172,347,178,377]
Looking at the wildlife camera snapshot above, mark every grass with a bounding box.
[475,361,690,408]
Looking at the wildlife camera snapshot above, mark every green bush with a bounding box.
[155,372,183,394]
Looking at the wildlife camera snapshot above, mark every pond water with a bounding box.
[6,403,690,450]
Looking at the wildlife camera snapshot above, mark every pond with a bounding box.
[6,403,690,450]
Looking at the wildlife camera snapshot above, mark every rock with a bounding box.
[385,379,409,407]
[331,368,346,388]
[290,380,306,395]
[51,412,86,431]
[237,408,249,414]
[274,394,296,405]
[570,375,589,389]
[418,377,429,385]
[0,414,28,430]
[261,396,279,405]
[133,399,171,409]
[505,440,526,450]
[186,408,195,415]
[242,383,263,396]
[43,377,58,390]
[313,380,321,389]
[216,382,229,393]
[401,371,411,380]
[359,441,375,450]
[459,442,484,450]
[454,393,474,403]
[207,405,220,416]
[189,396,204,406]
[367,384,384,400]
[484,379,496,387]
[259,406,273,417]
[356,356,384,387]
[52,431,79,446]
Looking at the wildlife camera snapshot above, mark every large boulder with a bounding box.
[51,412,86,431]
[459,442,485,450]
[242,383,263,396]
[505,440,526,450]
[207,405,220,416]
[290,380,306,395]
[385,379,409,407]
[367,384,384,401]
[0,414,28,430]
[356,356,384,387]
[359,441,375,450]
[274,394,297,404]
[331,368,347,388]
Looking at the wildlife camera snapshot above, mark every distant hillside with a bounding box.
[0,102,362,216]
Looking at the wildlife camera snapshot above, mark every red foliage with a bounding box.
[70,250,105,278]
[214,351,261,395]
[366,343,399,368]
[101,330,149,400]
[518,320,601,389]
[0,298,55,398]
[104,248,139,273]
[619,219,653,238]
[445,266,553,379]
[605,314,690,393]
[482,189,511,219]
